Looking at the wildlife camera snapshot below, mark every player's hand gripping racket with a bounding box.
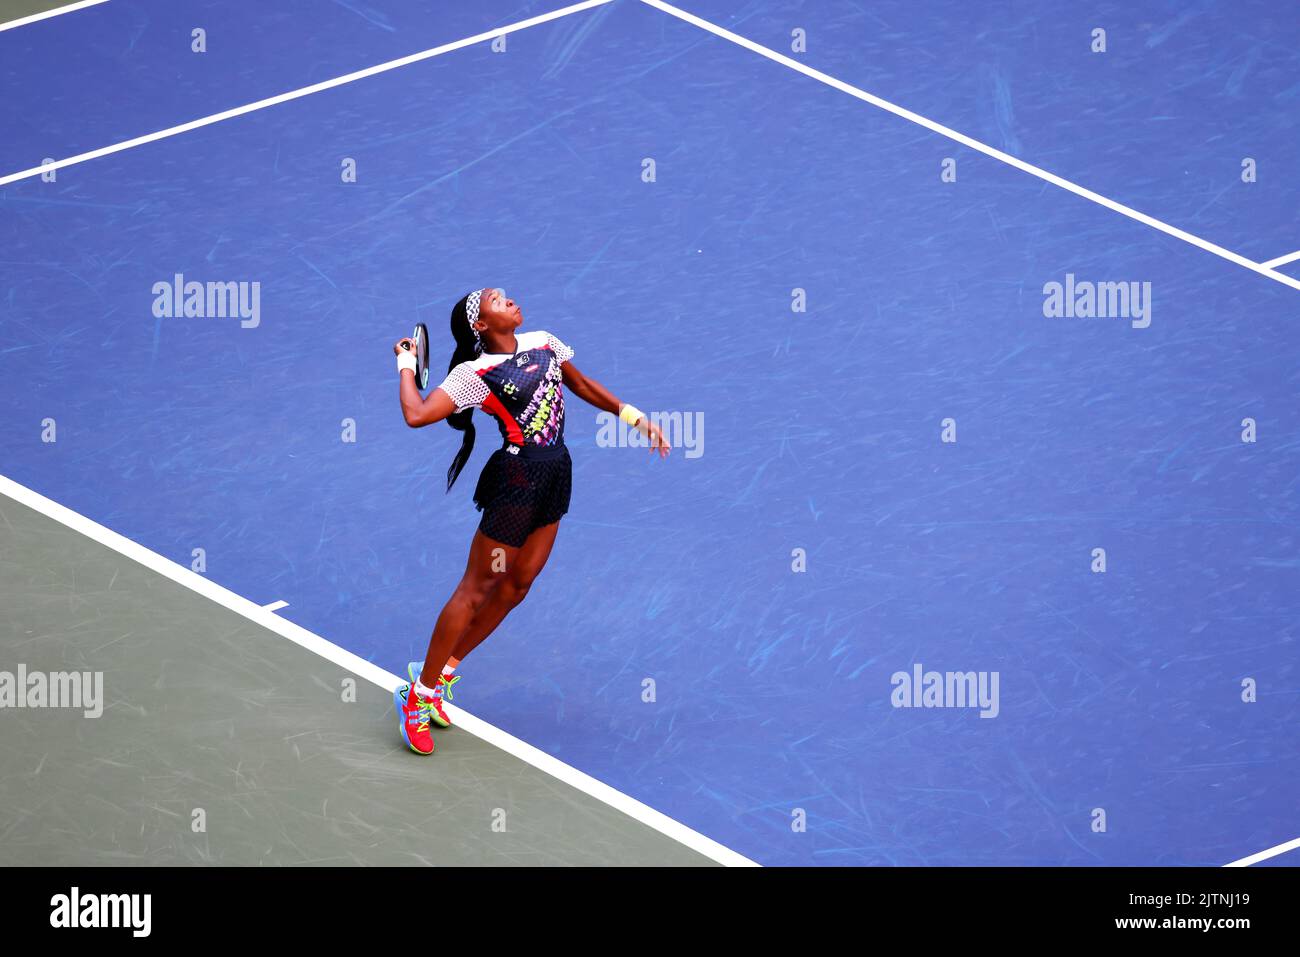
[399,323,431,390]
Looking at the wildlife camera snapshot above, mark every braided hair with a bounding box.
[444,290,483,491]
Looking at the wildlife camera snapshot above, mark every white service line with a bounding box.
[639,0,1300,295]
[262,600,289,612]
[1260,249,1300,270]
[0,0,614,188]
[1224,836,1300,868]
[0,0,109,33]
[0,473,757,868]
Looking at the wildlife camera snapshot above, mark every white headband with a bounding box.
[466,289,483,344]
[465,288,506,353]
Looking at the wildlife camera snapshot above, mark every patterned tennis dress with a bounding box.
[435,330,575,547]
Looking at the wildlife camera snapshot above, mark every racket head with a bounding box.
[413,323,430,390]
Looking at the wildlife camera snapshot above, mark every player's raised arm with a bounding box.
[394,337,457,427]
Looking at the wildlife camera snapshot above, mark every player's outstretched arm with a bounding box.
[561,360,670,457]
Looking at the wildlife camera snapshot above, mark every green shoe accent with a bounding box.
[438,673,462,702]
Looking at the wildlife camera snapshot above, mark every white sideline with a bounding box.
[639,0,1300,295]
[0,0,109,33]
[1224,836,1300,868]
[0,473,757,868]
[0,0,615,187]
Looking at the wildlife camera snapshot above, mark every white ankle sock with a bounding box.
[414,678,437,698]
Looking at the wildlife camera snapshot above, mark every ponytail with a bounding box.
[444,293,481,491]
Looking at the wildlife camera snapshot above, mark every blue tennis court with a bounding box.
[2,0,1297,866]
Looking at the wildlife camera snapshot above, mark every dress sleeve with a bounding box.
[435,363,490,412]
[545,331,574,364]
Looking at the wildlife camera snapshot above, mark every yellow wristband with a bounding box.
[619,403,645,427]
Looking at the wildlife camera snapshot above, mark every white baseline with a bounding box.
[0,474,756,868]
[0,0,109,33]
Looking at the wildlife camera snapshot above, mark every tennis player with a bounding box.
[391,287,669,754]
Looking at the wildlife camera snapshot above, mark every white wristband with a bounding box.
[397,352,417,373]
[619,403,645,427]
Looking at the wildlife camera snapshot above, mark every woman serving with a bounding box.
[391,287,669,755]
